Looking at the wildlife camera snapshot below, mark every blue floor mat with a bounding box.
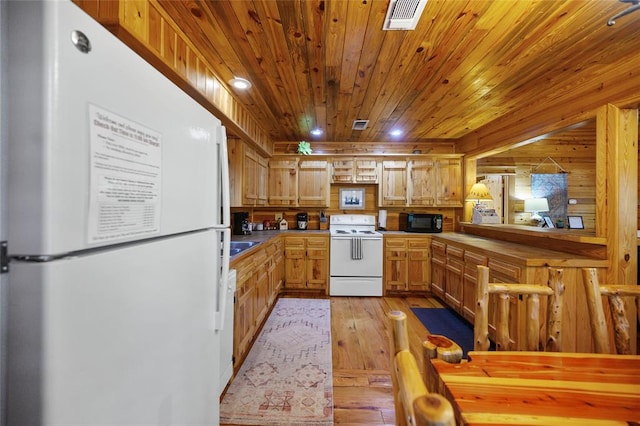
[411,307,474,357]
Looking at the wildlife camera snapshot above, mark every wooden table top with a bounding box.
[429,351,640,425]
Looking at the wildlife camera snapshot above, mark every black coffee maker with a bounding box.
[296,212,308,230]
[233,212,250,235]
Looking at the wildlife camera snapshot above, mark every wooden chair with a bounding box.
[582,267,640,354]
[387,310,455,426]
[475,265,565,351]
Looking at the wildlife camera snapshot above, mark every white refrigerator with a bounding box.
[5,1,230,425]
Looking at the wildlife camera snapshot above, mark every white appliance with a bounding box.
[329,215,383,296]
[219,268,236,396]
[5,2,231,424]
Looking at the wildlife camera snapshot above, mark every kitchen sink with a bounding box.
[230,241,260,250]
[229,241,260,256]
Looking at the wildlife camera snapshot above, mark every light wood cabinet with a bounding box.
[434,157,463,206]
[384,235,431,293]
[384,238,407,292]
[408,157,463,207]
[233,255,256,366]
[431,240,446,299]
[268,158,298,206]
[431,234,607,352]
[444,245,464,311]
[242,145,268,206]
[331,157,379,184]
[379,160,407,206]
[228,139,267,207]
[380,156,463,207]
[232,238,284,368]
[298,159,330,207]
[269,157,330,207]
[284,235,329,292]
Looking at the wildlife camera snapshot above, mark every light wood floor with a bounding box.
[330,295,445,425]
[222,294,446,425]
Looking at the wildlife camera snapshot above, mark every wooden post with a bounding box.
[495,293,511,351]
[546,268,564,352]
[582,268,612,354]
[475,265,490,351]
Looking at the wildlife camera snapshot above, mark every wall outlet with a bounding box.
[275,213,283,222]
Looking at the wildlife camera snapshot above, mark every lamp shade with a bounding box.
[466,183,493,201]
[524,198,549,213]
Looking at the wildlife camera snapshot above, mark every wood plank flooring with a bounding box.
[222,294,446,425]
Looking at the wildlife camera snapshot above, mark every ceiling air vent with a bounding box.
[383,0,428,31]
[352,120,369,130]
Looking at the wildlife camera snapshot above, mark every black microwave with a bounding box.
[399,213,443,233]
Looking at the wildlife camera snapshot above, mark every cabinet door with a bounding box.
[384,238,408,292]
[355,158,379,183]
[298,159,330,207]
[379,160,407,206]
[445,245,464,312]
[242,146,259,205]
[256,156,268,205]
[284,238,306,288]
[431,240,446,298]
[462,251,488,323]
[407,239,431,292]
[331,159,355,183]
[233,258,255,364]
[436,158,463,206]
[408,159,437,206]
[253,250,269,326]
[306,237,328,291]
[269,158,298,206]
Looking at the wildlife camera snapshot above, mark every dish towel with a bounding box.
[351,237,363,260]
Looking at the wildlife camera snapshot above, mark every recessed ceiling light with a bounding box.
[310,128,323,136]
[389,129,403,137]
[229,77,252,90]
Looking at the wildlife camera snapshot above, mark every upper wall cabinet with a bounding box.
[380,156,463,207]
[331,158,379,184]
[228,139,268,207]
[268,158,299,206]
[408,157,463,207]
[379,160,408,206]
[268,157,330,207]
[298,159,330,207]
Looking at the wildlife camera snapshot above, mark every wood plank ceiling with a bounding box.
[157,0,640,145]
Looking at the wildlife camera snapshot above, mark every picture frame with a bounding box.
[567,216,584,229]
[339,188,365,210]
[543,216,555,228]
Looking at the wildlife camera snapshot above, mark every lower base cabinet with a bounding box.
[384,235,431,294]
[430,235,607,353]
[283,236,329,292]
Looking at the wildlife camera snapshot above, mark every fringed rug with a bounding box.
[220,298,333,425]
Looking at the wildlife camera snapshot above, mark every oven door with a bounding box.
[330,236,382,277]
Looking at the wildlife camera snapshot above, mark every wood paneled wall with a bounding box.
[477,128,598,230]
[237,185,457,232]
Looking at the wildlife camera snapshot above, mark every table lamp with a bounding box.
[466,183,493,208]
[524,197,549,224]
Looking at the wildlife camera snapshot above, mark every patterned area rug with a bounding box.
[220,298,333,425]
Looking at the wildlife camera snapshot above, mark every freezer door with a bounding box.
[7,1,224,256]
[7,231,220,425]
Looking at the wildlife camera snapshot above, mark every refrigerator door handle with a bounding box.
[217,126,231,228]
[214,228,231,330]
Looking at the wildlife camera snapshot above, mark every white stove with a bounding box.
[329,215,383,296]
[329,214,382,237]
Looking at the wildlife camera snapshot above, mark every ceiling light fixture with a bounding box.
[229,77,252,90]
[310,128,323,136]
[389,129,403,137]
